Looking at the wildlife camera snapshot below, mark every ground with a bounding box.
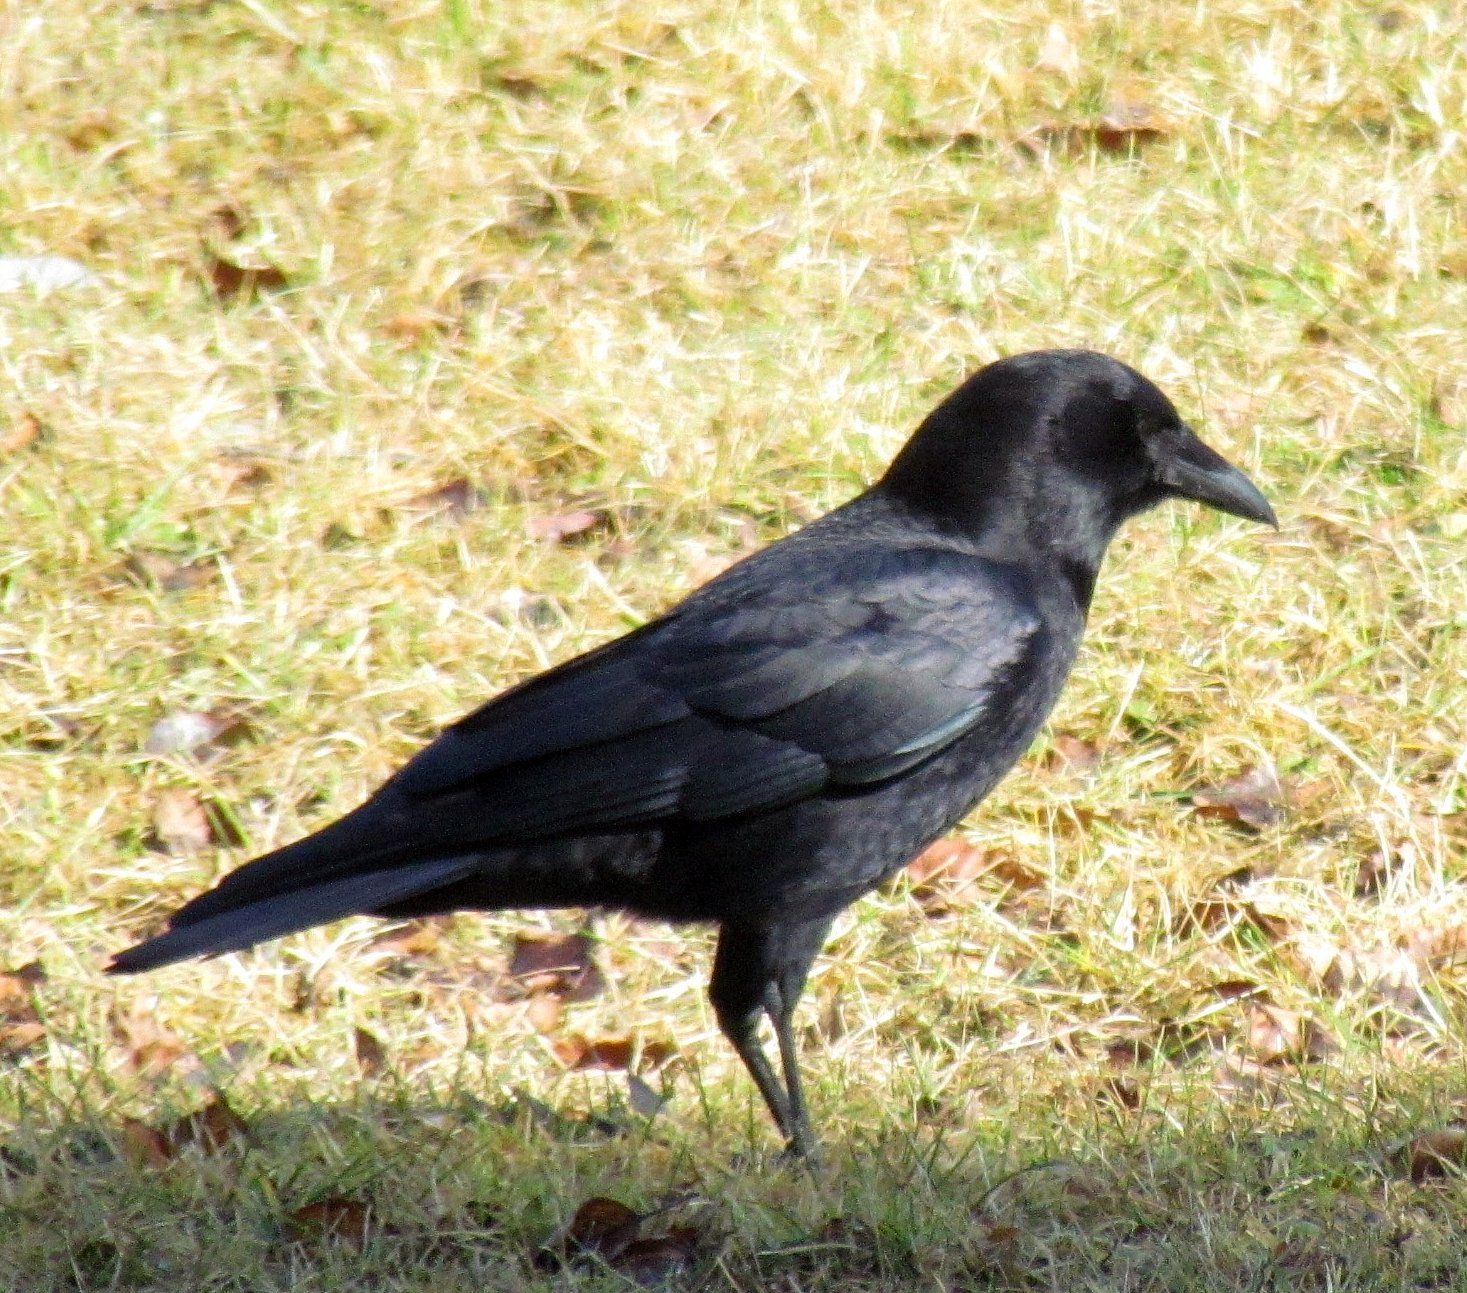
[4,1,1467,1288]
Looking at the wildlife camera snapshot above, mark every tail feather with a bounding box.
[161,800,407,930]
[107,856,480,974]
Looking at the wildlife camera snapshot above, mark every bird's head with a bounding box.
[879,349,1276,589]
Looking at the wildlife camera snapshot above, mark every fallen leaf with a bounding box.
[907,838,991,886]
[1399,1128,1467,1181]
[507,932,605,1002]
[286,1198,374,1250]
[907,840,1043,915]
[113,1009,194,1079]
[1045,733,1101,777]
[0,965,46,1059]
[1181,894,1291,942]
[0,1021,45,1057]
[552,1035,675,1072]
[1244,1003,1335,1065]
[528,509,604,542]
[151,788,215,854]
[118,1117,173,1168]
[1021,104,1172,156]
[0,962,45,1009]
[207,253,289,301]
[123,552,215,593]
[353,1025,387,1076]
[1400,921,1467,970]
[1096,1075,1141,1109]
[143,708,250,757]
[613,1231,701,1286]
[370,918,448,958]
[1103,1037,1155,1068]
[1190,765,1288,831]
[0,412,43,454]
[380,311,451,341]
[536,1196,643,1269]
[406,478,485,519]
[211,452,277,493]
[166,1094,249,1154]
[1209,978,1266,1002]
[525,994,563,1032]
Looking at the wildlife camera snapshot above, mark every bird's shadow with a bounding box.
[5,1067,1450,1288]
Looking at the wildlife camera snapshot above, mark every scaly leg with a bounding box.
[709,917,832,1159]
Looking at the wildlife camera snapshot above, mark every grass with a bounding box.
[5,0,1467,1287]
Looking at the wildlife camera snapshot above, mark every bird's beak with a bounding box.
[1152,426,1278,529]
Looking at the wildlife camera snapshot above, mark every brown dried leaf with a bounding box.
[406,477,486,519]
[152,788,215,854]
[123,551,215,593]
[1401,921,1467,970]
[1104,1037,1155,1068]
[906,838,990,886]
[1399,1128,1467,1181]
[907,840,1042,915]
[0,411,43,454]
[380,311,450,342]
[1096,1075,1141,1109]
[1191,765,1288,831]
[525,994,563,1032]
[0,1021,45,1057]
[114,1010,192,1078]
[528,508,604,543]
[1209,978,1266,1002]
[0,963,44,1015]
[353,1025,387,1076]
[370,918,447,958]
[1045,733,1101,777]
[1022,103,1172,156]
[118,1117,174,1168]
[613,1231,701,1286]
[207,252,289,301]
[1244,1003,1336,1066]
[286,1198,374,1250]
[553,1035,676,1072]
[211,452,277,493]
[167,1094,249,1154]
[508,932,604,1002]
[537,1196,643,1269]
[143,708,251,757]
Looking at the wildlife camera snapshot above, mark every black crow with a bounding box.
[111,349,1276,1158]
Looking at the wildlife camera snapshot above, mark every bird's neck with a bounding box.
[878,429,1119,613]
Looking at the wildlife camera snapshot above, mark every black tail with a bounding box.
[107,855,482,973]
[107,797,485,974]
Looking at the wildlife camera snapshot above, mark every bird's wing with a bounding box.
[115,545,1044,957]
[391,545,1043,833]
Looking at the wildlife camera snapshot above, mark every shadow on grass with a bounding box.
[4,1066,1467,1291]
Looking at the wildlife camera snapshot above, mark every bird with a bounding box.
[110,349,1276,1159]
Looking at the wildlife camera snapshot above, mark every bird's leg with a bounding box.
[720,1000,795,1141]
[768,981,818,1162]
[710,917,832,1160]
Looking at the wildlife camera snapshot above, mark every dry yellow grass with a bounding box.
[5,0,1467,1287]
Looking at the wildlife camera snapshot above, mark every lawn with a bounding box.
[4,0,1467,1288]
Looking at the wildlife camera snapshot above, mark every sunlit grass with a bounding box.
[5,0,1467,1287]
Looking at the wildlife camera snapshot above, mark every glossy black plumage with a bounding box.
[111,349,1276,1157]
